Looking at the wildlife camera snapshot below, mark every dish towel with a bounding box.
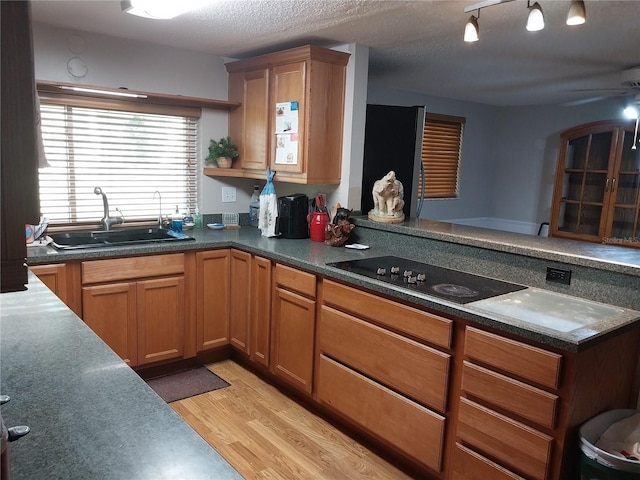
[259,168,278,237]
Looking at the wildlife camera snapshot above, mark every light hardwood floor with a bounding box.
[171,360,414,480]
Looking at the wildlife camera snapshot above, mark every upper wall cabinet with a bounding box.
[550,120,640,247]
[206,45,350,184]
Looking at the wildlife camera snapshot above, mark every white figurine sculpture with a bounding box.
[368,170,405,223]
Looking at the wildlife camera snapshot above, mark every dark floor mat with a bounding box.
[146,366,230,403]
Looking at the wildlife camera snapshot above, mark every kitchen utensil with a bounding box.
[207,223,225,230]
[307,211,330,242]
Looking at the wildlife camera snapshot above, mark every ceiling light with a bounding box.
[526,1,545,32]
[120,0,209,20]
[464,13,480,42]
[566,0,586,25]
[624,105,639,120]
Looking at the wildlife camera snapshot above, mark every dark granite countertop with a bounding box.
[26,224,640,352]
[350,217,640,276]
[0,273,243,480]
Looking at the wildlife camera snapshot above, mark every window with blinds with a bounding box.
[38,96,199,228]
[420,113,465,199]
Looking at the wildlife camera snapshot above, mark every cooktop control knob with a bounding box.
[376,267,387,276]
[390,266,400,274]
[416,273,426,282]
[403,270,413,278]
[407,275,417,284]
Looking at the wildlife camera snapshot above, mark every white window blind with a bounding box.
[39,99,198,228]
[420,113,465,199]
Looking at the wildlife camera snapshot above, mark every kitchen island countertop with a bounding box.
[0,273,243,480]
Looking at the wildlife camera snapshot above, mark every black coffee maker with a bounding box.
[276,194,309,239]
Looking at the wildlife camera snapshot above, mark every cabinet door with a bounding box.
[230,249,251,354]
[269,61,306,174]
[251,255,271,366]
[239,69,269,171]
[552,126,615,241]
[271,286,315,394]
[30,264,68,305]
[82,282,137,366]
[606,125,640,242]
[137,276,185,365]
[196,250,230,351]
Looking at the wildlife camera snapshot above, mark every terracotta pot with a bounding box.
[216,157,232,168]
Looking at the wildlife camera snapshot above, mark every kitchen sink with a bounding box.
[50,228,194,250]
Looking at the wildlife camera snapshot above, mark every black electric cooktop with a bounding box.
[327,255,526,304]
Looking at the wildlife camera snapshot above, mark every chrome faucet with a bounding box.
[153,191,163,228]
[94,187,124,231]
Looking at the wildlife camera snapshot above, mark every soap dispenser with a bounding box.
[171,205,183,233]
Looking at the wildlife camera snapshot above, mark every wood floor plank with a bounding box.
[170,360,413,479]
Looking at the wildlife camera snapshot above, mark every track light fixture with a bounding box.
[566,0,586,25]
[526,1,545,32]
[463,0,585,42]
[464,10,480,42]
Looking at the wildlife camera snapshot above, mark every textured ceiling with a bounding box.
[31,0,640,106]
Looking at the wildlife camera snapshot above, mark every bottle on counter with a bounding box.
[249,185,260,227]
[171,205,183,233]
[193,206,202,229]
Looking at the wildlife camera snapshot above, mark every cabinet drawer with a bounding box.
[274,263,316,298]
[451,443,525,480]
[457,398,553,480]
[464,327,562,389]
[323,279,452,349]
[318,305,450,412]
[462,361,558,429]
[317,354,445,473]
[82,254,185,284]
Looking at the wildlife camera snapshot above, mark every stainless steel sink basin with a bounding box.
[50,228,194,250]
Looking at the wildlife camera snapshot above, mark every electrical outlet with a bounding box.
[546,266,572,285]
[221,187,236,203]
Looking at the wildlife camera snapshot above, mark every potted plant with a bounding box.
[206,136,239,168]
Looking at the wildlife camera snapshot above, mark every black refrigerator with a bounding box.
[360,104,426,219]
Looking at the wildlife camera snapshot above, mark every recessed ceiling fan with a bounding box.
[563,66,640,106]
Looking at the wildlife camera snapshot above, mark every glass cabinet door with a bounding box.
[607,127,640,245]
[556,130,614,237]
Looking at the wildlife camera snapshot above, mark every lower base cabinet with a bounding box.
[81,254,186,368]
[316,354,446,473]
[250,255,271,367]
[29,262,82,316]
[270,263,316,394]
[451,443,525,480]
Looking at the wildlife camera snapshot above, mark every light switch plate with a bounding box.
[221,187,236,203]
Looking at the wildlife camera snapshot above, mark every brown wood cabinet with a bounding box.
[453,325,640,480]
[250,255,272,367]
[230,249,251,354]
[271,263,316,394]
[550,120,640,245]
[29,262,82,316]
[317,279,452,474]
[213,45,350,184]
[196,249,230,351]
[81,254,186,367]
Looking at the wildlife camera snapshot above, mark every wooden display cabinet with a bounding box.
[550,120,639,246]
